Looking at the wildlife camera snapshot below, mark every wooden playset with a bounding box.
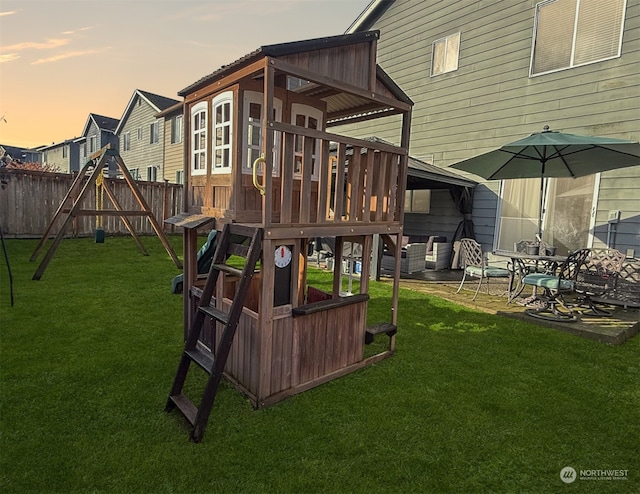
[164,31,413,441]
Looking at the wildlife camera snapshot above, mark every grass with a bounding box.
[1,235,638,493]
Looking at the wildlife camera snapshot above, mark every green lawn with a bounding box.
[1,236,638,493]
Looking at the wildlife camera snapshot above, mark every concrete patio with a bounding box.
[382,269,639,346]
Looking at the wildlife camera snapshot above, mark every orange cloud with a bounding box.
[32,47,111,65]
[0,53,20,63]
[1,38,71,52]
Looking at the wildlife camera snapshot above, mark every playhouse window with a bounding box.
[243,91,282,176]
[191,101,208,176]
[212,91,233,174]
[291,103,322,180]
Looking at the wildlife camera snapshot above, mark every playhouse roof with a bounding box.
[178,30,412,126]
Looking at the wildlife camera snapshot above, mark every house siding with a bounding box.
[41,141,80,173]
[117,94,164,181]
[341,0,640,255]
[162,112,184,184]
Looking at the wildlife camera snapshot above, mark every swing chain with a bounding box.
[95,171,105,228]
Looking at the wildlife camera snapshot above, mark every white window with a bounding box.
[212,91,233,174]
[62,146,68,158]
[243,91,282,176]
[171,115,183,144]
[530,0,626,76]
[175,170,184,184]
[149,122,159,144]
[431,32,460,76]
[123,132,130,151]
[89,135,97,153]
[147,165,157,182]
[130,168,140,180]
[404,190,431,213]
[291,103,323,180]
[137,127,142,140]
[191,101,208,176]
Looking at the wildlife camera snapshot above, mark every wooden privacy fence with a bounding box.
[0,168,183,238]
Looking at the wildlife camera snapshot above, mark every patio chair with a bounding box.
[573,248,625,316]
[456,238,511,300]
[521,248,590,322]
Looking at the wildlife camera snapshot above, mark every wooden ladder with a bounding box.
[165,223,263,442]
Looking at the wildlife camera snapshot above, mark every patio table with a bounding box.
[493,250,568,302]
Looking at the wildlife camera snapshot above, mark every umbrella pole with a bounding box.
[537,176,544,241]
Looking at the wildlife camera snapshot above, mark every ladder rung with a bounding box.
[185,347,215,374]
[168,394,197,426]
[213,263,243,277]
[199,305,230,324]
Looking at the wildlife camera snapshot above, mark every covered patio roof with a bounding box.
[406,155,477,190]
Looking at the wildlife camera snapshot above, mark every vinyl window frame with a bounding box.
[431,32,461,77]
[529,0,627,77]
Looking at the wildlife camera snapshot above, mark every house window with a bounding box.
[62,146,68,158]
[191,101,208,176]
[89,135,97,153]
[130,168,140,180]
[212,91,233,174]
[175,170,184,184]
[150,122,159,144]
[530,0,626,76]
[404,189,431,213]
[431,32,460,76]
[291,103,323,179]
[243,91,282,176]
[137,127,142,140]
[123,132,130,151]
[147,165,157,182]
[171,115,183,144]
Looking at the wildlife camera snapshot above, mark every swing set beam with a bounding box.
[30,145,182,280]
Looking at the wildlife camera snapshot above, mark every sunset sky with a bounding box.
[0,0,370,149]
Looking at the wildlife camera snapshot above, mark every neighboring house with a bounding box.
[0,144,42,164]
[80,112,119,156]
[39,139,80,173]
[343,0,640,258]
[115,89,180,182]
[156,101,184,184]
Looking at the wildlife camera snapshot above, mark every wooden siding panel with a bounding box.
[279,42,373,90]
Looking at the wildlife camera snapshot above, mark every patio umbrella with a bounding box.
[450,125,640,238]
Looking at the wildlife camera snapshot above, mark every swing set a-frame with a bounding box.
[30,145,182,280]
